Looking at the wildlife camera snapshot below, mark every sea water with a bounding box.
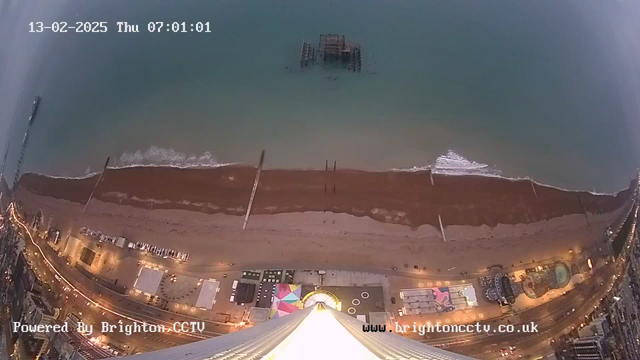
[1,0,639,192]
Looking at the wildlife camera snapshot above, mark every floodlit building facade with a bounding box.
[124,303,474,359]
[571,336,607,360]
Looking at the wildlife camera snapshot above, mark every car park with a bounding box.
[130,242,190,262]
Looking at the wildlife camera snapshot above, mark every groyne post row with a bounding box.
[84,157,110,213]
[426,165,446,242]
[324,160,337,195]
[243,150,265,230]
[438,214,447,242]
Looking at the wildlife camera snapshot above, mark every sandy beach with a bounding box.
[13,166,634,275]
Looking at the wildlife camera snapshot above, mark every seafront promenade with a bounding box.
[8,187,636,358]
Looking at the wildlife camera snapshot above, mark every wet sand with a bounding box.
[16,166,635,228]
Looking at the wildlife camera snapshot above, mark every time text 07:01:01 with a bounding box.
[146,22,211,33]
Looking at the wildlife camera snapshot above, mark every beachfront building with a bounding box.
[400,285,479,315]
[571,336,608,360]
[123,303,473,359]
[484,272,522,305]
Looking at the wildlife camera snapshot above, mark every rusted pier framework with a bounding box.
[299,34,361,72]
[299,39,315,67]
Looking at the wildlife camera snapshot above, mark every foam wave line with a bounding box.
[19,148,624,196]
[117,146,226,168]
[389,150,618,196]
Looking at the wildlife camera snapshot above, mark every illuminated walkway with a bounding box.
[122,304,474,360]
[7,203,207,340]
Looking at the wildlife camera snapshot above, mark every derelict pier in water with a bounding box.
[300,34,362,72]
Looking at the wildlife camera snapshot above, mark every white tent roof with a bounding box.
[195,279,220,309]
[462,285,478,306]
[134,267,164,295]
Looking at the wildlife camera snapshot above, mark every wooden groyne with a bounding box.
[84,157,110,213]
[243,150,265,229]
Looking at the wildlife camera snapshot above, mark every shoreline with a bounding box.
[16,165,635,229]
[24,163,630,196]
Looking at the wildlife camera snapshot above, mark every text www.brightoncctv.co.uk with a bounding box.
[362,322,539,336]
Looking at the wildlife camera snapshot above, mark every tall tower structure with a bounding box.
[123,304,474,359]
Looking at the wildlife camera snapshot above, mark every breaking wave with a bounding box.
[30,172,102,180]
[116,146,233,168]
[432,150,502,176]
[390,150,616,195]
[18,147,620,196]
[390,150,501,176]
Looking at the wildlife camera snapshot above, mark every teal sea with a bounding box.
[1,0,639,192]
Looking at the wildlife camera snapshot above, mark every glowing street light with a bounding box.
[6,203,208,340]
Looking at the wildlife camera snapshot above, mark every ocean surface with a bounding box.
[1,0,639,192]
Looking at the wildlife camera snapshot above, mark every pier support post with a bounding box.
[325,160,328,194]
[243,150,265,230]
[83,157,110,213]
[333,161,336,194]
